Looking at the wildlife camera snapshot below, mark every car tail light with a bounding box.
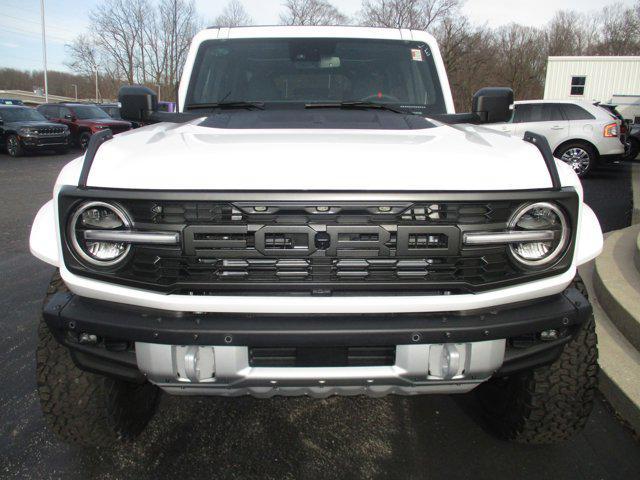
[604,123,619,137]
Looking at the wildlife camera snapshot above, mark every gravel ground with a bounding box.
[0,152,638,480]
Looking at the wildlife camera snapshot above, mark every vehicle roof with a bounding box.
[197,25,435,43]
[514,99,614,119]
[39,102,98,107]
[514,99,596,107]
[0,105,29,109]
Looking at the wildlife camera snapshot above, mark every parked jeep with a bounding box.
[37,103,131,150]
[30,26,603,447]
[0,105,70,157]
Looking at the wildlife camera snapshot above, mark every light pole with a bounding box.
[40,0,49,102]
[95,68,99,103]
[71,84,78,100]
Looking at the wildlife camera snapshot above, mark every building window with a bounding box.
[571,76,586,96]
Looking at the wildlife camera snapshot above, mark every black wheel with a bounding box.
[36,271,159,447]
[475,279,598,444]
[627,138,639,161]
[555,142,597,178]
[78,131,92,150]
[6,134,24,157]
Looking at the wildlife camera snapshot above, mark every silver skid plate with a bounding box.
[135,341,506,398]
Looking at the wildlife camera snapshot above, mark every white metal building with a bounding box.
[543,56,640,120]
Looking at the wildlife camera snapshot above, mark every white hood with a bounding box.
[81,120,555,191]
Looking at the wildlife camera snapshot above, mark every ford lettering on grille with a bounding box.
[183,225,459,258]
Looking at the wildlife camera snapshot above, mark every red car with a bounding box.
[37,103,132,150]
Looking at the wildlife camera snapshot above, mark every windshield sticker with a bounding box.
[411,49,424,62]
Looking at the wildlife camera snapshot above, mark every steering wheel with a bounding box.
[360,93,400,103]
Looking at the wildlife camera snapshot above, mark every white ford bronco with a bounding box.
[30,26,603,447]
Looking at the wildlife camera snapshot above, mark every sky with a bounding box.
[0,0,637,75]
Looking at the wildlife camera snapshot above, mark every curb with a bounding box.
[580,261,640,434]
[633,161,640,225]
[593,225,640,352]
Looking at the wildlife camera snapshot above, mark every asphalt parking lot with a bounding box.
[1,151,639,480]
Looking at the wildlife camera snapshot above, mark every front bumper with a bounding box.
[20,135,70,149]
[43,286,591,396]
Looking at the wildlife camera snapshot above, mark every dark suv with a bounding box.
[627,123,640,160]
[37,103,132,150]
[98,103,142,128]
[0,105,70,157]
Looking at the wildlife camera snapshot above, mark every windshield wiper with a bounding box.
[305,101,406,114]
[184,101,265,111]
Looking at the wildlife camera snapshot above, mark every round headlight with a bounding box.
[69,201,131,267]
[509,202,569,268]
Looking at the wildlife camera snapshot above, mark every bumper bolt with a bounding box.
[153,332,159,339]
[224,335,233,344]
[445,332,451,339]
[483,330,490,336]
[562,317,570,325]
[411,333,421,342]
[193,334,199,341]
[68,321,76,330]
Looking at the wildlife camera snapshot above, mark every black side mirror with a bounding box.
[472,88,514,124]
[118,85,158,122]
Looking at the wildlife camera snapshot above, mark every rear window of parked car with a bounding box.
[513,103,564,123]
[561,104,595,120]
[38,105,59,119]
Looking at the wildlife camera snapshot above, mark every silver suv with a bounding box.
[488,100,625,177]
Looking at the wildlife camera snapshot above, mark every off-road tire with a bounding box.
[78,131,92,150]
[36,271,160,447]
[476,278,598,444]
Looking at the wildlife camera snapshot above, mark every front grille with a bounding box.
[60,192,578,295]
[35,127,65,136]
[128,201,513,225]
[249,346,396,367]
[128,250,511,287]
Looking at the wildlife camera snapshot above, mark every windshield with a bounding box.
[186,38,446,115]
[0,107,48,122]
[100,106,120,118]
[72,105,112,120]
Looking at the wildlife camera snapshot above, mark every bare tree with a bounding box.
[545,10,602,56]
[66,35,101,78]
[215,0,252,27]
[434,15,493,110]
[492,24,547,100]
[359,0,459,30]
[158,0,202,90]
[279,0,349,26]
[594,2,640,54]
[87,0,148,84]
